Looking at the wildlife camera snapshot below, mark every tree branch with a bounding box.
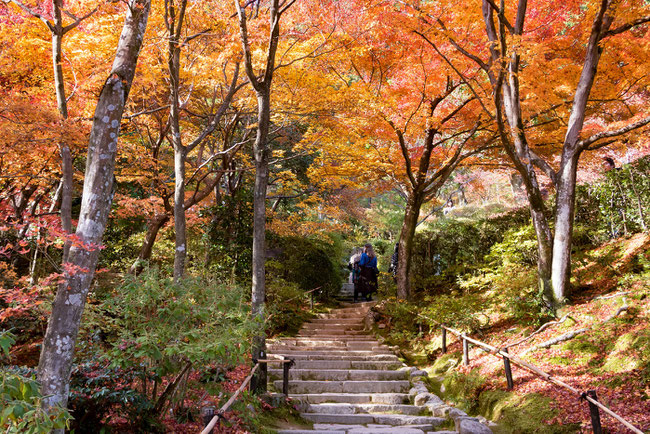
[604,16,650,38]
[580,115,650,151]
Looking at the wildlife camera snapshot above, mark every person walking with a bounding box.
[348,247,363,302]
[358,243,378,301]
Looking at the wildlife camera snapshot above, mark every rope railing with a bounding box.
[436,322,643,434]
[199,358,295,434]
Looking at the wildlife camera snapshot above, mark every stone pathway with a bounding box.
[267,301,493,434]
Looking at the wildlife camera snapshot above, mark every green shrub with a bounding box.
[576,156,650,240]
[0,331,71,434]
[265,275,315,336]
[266,235,343,298]
[77,269,258,428]
[68,362,160,433]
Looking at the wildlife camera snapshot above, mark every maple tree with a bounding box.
[408,0,650,307]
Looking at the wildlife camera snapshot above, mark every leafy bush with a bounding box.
[409,207,531,295]
[68,362,159,433]
[485,224,538,267]
[77,270,258,428]
[266,235,343,298]
[265,275,315,336]
[1,331,71,434]
[101,269,256,370]
[576,156,650,241]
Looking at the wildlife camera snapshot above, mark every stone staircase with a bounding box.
[337,282,355,302]
[267,302,493,434]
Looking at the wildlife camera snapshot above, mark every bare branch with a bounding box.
[604,16,650,38]
[62,6,98,35]
[580,115,650,151]
[4,0,54,31]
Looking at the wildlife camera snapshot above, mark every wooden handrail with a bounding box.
[200,357,295,433]
[200,363,259,434]
[436,323,643,434]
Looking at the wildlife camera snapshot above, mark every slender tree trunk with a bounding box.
[37,0,151,421]
[250,89,271,392]
[130,213,170,274]
[628,168,647,230]
[52,0,67,119]
[173,145,187,281]
[168,0,188,282]
[51,0,74,264]
[60,144,73,262]
[396,195,422,300]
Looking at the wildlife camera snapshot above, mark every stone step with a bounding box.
[268,369,408,381]
[269,392,410,405]
[274,337,376,343]
[294,335,377,340]
[306,403,427,416]
[308,318,364,324]
[299,329,368,336]
[289,360,403,370]
[276,427,433,434]
[270,339,380,346]
[273,380,410,394]
[301,323,365,330]
[267,350,395,358]
[277,425,437,433]
[317,313,367,319]
[269,343,389,352]
[267,353,401,362]
[301,413,445,427]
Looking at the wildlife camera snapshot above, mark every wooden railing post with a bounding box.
[586,390,603,434]
[462,336,469,366]
[200,405,216,434]
[441,327,447,354]
[503,348,513,390]
[282,357,294,396]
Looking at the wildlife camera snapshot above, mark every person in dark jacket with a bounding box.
[358,243,378,301]
[387,242,399,280]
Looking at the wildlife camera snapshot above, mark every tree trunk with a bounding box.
[130,213,170,274]
[250,89,271,392]
[168,0,187,282]
[529,192,554,307]
[396,195,422,300]
[551,154,579,303]
[51,0,74,264]
[549,3,612,303]
[60,144,73,263]
[173,145,187,281]
[37,0,151,421]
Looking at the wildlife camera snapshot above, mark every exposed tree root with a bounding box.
[503,314,573,350]
[521,297,629,355]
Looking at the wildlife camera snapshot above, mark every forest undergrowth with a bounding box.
[373,229,650,433]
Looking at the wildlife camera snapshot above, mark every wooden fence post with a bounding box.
[503,348,513,390]
[586,390,603,434]
[200,405,216,434]
[282,357,292,396]
[462,336,469,366]
[441,327,447,354]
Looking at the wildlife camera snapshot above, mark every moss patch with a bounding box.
[430,359,579,433]
[479,390,579,434]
